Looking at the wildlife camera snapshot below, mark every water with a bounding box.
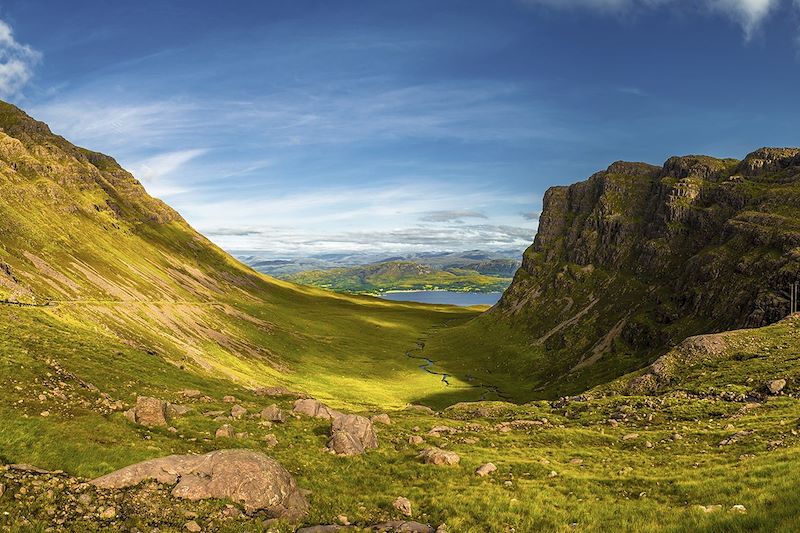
[380,290,502,307]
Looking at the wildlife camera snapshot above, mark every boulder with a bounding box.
[408,435,424,445]
[230,405,247,419]
[328,414,378,456]
[215,424,234,438]
[125,396,169,427]
[475,463,497,477]
[293,399,341,420]
[260,404,286,423]
[371,413,392,425]
[222,395,237,403]
[167,404,193,417]
[767,379,787,395]
[185,520,201,532]
[393,496,413,516]
[418,448,460,466]
[178,389,203,399]
[374,521,435,532]
[91,449,308,518]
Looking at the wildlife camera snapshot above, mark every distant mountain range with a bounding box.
[235,250,522,293]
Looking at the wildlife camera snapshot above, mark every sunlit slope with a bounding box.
[0,100,478,408]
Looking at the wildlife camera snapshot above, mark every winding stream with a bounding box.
[405,319,511,401]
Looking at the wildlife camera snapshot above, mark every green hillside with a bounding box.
[285,260,512,294]
[1,98,800,532]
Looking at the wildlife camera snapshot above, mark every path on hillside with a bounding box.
[404,319,510,402]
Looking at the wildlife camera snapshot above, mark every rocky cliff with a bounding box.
[492,148,800,392]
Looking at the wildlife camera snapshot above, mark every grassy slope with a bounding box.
[2,308,800,532]
[285,260,512,294]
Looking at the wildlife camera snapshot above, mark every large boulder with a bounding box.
[260,404,286,423]
[293,399,341,420]
[327,414,378,456]
[124,396,169,427]
[418,447,460,466]
[91,449,308,519]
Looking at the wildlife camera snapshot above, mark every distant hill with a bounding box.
[284,259,514,294]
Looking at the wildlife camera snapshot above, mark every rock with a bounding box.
[767,379,786,395]
[408,436,424,445]
[253,386,306,399]
[428,426,458,436]
[373,521,434,532]
[178,390,203,399]
[185,520,201,532]
[296,527,343,533]
[337,515,350,525]
[371,413,392,425]
[475,463,497,477]
[40,411,50,417]
[167,404,192,417]
[222,395,237,403]
[405,405,434,414]
[125,396,169,427]
[569,458,583,465]
[293,399,341,420]
[215,424,234,438]
[263,434,279,447]
[622,433,639,441]
[393,496,413,516]
[91,449,308,518]
[328,414,378,456]
[260,404,285,423]
[230,405,247,419]
[0,483,4,497]
[730,504,747,513]
[99,507,116,520]
[671,433,683,441]
[418,447,460,466]
[697,505,722,514]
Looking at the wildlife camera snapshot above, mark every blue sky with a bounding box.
[1,0,799,256]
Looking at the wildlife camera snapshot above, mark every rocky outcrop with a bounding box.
[494,148,800,395]
[327,414,378,456]
[124,396,170,427]
[293,399,341,420]
[91,449,308,519]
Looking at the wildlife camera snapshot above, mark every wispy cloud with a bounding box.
[420,210,488,223]
[520,0,784,39]
[0,18,41,98]
[126,148,207,197]
[521,211,541,221]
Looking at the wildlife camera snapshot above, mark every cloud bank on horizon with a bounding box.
[1,0,799,256]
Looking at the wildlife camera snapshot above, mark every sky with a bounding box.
[0,0,799,257]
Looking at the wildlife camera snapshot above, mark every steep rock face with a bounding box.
[496,148,800,384]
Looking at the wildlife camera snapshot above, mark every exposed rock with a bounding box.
[99,507,116,520]
[393,496,413,516]
[730,504,747,514]
[124,396,169,427]
[328,414,378,456]
[262,434,279,447]
[408,435,424,445]
[230,404,247,419]
[185,520,202,532]
[475,463,497,477]
[427,426,458,436]
[260,404,286,423]
[373,521,435,532]
[371,413,392,425]
[178,389,203,399]
[252,386,306,399]
[215,424,234,438]
[418,447,460,466]
[91,449,308,518]
[167,404,192,417]
[767,379,787,395]
[405,405,434,414]
[622,433,639,441]
[222,396,237,403]
[293,399,342,420]
[697,505,722,514]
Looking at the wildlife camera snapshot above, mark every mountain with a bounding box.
[1,101,799,531]
[284,259,513,294]
[423,149,800,400]
[238,249,521,278]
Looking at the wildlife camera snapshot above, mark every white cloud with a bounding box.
[0,19,41,98]
[520,0,784,39]
[126,148,207,198]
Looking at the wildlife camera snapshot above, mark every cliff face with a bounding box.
[494,148,800,386]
